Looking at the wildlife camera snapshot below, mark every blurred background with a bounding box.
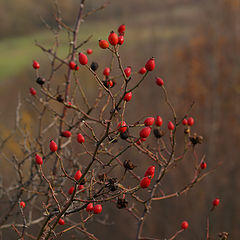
[0,0,239,239]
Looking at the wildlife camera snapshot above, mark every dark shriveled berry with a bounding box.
[153,129,165,138]
[106,178,118,191]
[57,95,64,102]
[117,198,128,209]
[90,61,99,71]
[36,77,45,85]
[123,159,136,170]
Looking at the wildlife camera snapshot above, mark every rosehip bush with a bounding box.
[0,1,223,240]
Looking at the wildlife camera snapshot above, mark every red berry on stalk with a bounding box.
[124,92,132,102]
[182,118,188,125]
[20,201,26,208]
[144,166,155,178]
[103,67,110,76]
[187,117,194,126]
[58,218,65,225]
[200,162,207,169]
[144,117,155,126]
[99,40,109,49]
[145,57,155,71]
[118,35,124,45]
[93,204,102,214]
[78,52,88,65]
[156,77,164,86]
[136,138,147,145]
[67,102,72,108]
[78,184,84,191]
[139,67,147,74]
[49,140,58,152]
[140,176,151,188]
[118,121,127,133]
[77,133,85,144]
[155,116,163,127]
[124,66,131,78]
[86,203,94,212]
[75,65,80,71]
[168,121,175,130]
[107,80,113,88]
[118,24,126,34]
[32,60,40,69]
[35,154,43,165]
[108,31,118,46]
[29,87,37,96]
[213,198,220,207]
[62,131,72,138]
[68,186,74,195]
[140,127,151,138]
[181,221,189,230]
[69,61,76,70]
[87,48,93,54]
[74,170,82,181]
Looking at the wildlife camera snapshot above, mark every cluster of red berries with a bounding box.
[86,203,103,214]
[140,166,155,188]
[182,117,194,127]
[99,24,126,49]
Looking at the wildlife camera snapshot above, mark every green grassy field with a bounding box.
[0,3,199,81]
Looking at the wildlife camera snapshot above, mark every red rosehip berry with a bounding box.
[145,57,155,71]
[200,162,207,169]
[62,131,72,138]
[155,116,163,127]
[99,40,109,49]
[32,60,40,69]
[124,66,131,78]
[66,102,72,108]
[75,65,80,71]
[49,140,58,152]
[103,67,110,76]
[168,121,175,130]
[78,184,84,191]
[69,61,76,70]
[140,176,151,188]
[182,118,188,125]
[68,186,74,195]
[144,117,155,126]
[156,77,164,86]
[78,52,88,65]
[20,201,26,208]
[29,87,37,96]
[213,198,220,207]
[136,138,147,145]
[35,154,43,165]
[144,166,155,178]
[181,221,189,230]
[86,203,94,212]
[77,133,85,144]
[118,35,124,45]
[108,31,118,46]
[118,24,126,34]
[107,80,113,88]
[140,127,151,138]
[86,48,93,54]
[139,67,147,74]
[124,92,132,102]
[93,204,102,214]
[187,117,194,126]
[74,170,82,181]
[118,121,127,133]
[58,218,65,225]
